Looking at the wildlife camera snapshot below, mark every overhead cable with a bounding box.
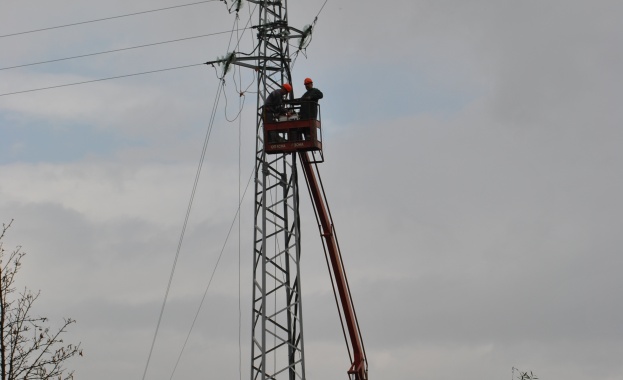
[0,0,220,38]
[0,29,251,72]
[142,78,226,380]
[166,15,255,378]
[316,0,329,23]
[0,64,204,97]
[167,165,255,380]
[290,0,329,68]
[143,10,257,376]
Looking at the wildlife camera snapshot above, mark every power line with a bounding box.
[0,0,220,38]
[0,64,204,97]
[168,165,255,380]
[163,10,257,378]
[288,0,329,70]
[317,0,329,20]
[0,29,251,72]
[142,78,225,380]
[141,10,255,378]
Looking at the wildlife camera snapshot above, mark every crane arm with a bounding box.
[299,151,368,380]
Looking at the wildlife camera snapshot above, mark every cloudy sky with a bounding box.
[1,1,622,379]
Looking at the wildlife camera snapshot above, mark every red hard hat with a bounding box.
[282,83,292,92]
[304,78,313,85]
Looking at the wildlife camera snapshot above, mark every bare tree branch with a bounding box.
[1,221,82,380]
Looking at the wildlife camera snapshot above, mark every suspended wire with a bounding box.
[167,56,251,379]
[166,82,244,377]
[231,6,259,95]
[0,29,251,72]
[316,0,330,20]
[145,1,331,377]
[289,0,329,72]
[146,6,257,377]
[223,81,247,122]
[0,63,203,97]
[219,5,258,121]
[236,17,244,380]
[168,165,255,380]
[237,83,243,380]
[226,0,245,14]
[230,17,245,96]
[230,3,259,57]
[0,3,255,98]
[232,4,260,96]
[0,4,256,98]
[0,0,221,38]
[208,7,251,82]
[222,24,248,121]
[141,78,225,380]
[244,3,258,64]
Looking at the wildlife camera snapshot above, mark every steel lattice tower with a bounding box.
[206,3,367,379]
[248,2,307,380]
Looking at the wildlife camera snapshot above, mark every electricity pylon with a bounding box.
[208,2,369,379]
[232,2,311,380]
[208,2,315,379]
[250,3,307,379]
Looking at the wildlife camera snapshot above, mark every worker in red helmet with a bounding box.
[296,78,323,120]
[263,83,293,122]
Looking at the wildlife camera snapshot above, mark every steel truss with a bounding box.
[247,2,308,380]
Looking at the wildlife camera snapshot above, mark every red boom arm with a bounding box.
[299,151,368,380]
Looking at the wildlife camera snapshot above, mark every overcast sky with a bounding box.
[1,1,622,379]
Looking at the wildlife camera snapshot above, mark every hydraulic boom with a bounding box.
[299,152,368,380]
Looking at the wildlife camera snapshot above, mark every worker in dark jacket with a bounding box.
[264,83,292,122]
[297,78,323,120]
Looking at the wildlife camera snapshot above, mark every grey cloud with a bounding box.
[2,1,623,380]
